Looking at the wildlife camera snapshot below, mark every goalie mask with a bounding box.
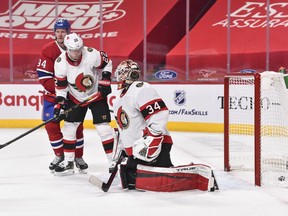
[115,60,141,84]
[64,33,84,61]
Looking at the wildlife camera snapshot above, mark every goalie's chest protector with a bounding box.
[113,82,148,149]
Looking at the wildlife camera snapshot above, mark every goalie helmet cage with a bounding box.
[224,71,288,187]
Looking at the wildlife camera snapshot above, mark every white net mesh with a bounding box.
[227,71,288,186]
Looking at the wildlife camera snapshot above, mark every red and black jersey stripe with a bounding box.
[55,76,68,89]
[140,99,168,120]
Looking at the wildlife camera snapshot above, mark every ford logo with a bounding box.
[240,69,256,73]
[154,70,178,80]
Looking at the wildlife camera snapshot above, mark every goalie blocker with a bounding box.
[120,163,219,192]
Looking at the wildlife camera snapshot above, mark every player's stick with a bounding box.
[111,128,120,161]
[0,92,101,150]
[89,150,126,192]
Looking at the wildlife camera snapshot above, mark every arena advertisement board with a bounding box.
[166,0,288,81]
[0,0,216,83]
[0,84,224,129]
[0,0,179,82]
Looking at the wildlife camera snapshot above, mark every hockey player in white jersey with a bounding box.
[113,60,218,192]
[53,33,115,175]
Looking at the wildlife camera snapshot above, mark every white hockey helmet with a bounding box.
[64,33,84,51]
[64,33,84,60]
[115,59,140,83]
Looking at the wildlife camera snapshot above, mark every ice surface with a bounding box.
[0,128,288,216]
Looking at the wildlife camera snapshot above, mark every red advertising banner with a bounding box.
[166,0,288,83]
[0,0,179,82]
[3,0,283,84]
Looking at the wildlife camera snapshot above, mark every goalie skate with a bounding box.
[54,161,75,176]
[209,170,219,191]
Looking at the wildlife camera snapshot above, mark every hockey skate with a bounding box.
[49,155,64,172]
[75,157,88,174]
[54,161,74,176]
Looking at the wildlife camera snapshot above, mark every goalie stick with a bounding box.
[89,150,126,192]
[0,92,101,150]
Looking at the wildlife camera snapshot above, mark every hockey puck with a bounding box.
[278,176,285,181]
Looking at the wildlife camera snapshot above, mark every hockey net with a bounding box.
[224,71,288,186]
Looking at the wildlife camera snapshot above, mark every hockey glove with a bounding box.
[98,71,112,97]
[53,97,66,122]
[132,127,164,162]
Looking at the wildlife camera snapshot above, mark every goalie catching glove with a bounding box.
[132,126,164,162]
[53,96,67,121]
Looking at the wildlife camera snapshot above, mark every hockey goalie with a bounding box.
[111,59,218,192]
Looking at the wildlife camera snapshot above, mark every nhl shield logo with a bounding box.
[174,90,186,106]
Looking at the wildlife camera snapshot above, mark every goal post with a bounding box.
[224,71,288,187]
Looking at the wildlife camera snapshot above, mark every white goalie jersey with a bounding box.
[113,81,170,153]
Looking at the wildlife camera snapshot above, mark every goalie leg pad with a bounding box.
[135,164,217,192]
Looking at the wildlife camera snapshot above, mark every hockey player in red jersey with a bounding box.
[113,60,218,192]
[53,33,115,175]
[36,19,88,172]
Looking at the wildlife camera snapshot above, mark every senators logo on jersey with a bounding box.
[74,73,94,92]
[116,106,129,130]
